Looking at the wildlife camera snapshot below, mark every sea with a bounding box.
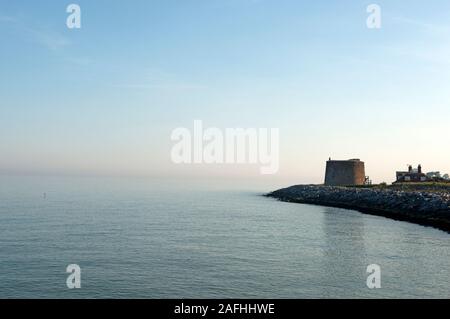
[0,175,449,298]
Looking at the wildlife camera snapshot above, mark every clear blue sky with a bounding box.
[1,0,449,183]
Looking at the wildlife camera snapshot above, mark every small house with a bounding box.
[396,165,428,183]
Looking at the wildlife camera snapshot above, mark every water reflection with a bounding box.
[320,207,368,297]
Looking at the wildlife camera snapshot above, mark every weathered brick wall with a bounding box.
[324,160,365,186]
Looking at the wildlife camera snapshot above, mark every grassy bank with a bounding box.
[347,182,450,193]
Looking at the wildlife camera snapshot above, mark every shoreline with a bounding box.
[266,185,450,233]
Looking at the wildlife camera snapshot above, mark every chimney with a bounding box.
[408,165,412,173]
[418,164,422,174]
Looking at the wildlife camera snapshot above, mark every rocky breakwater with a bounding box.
[267,185,450,233]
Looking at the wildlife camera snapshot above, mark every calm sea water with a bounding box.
[0,176,449,298]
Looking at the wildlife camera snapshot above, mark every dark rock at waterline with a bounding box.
[266,185,450,233]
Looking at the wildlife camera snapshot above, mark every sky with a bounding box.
[0,0,449,184]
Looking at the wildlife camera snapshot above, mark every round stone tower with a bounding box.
[324,159,366,186]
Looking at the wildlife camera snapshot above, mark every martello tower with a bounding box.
[324,158,366,186]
